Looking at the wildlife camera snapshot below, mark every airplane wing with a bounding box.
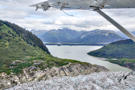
[30,1,51,11]
[31,0,135,11]
[106,0,135,8]
[31,0,135,42]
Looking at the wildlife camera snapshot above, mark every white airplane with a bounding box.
[31,0,135,42]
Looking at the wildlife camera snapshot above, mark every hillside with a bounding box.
[0,20,50,74]
[0,20,108,89]
[88,39,135,58]
[31,29,124,45]
[88,39,135,70]
[0,20,50,54]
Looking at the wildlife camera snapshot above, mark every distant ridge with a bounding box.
[31,28,124,45]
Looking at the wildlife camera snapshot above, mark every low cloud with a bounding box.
[0,0,135,31]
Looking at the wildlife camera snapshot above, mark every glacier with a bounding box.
[7,72,135,90]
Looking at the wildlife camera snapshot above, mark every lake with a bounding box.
[46,45,131,72]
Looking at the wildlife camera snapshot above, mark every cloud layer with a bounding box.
[0,0,135,31]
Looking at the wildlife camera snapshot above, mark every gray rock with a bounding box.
[7,72,135,90]
[0,63,108,89]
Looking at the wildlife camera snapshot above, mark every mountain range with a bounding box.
[31,28,124,45]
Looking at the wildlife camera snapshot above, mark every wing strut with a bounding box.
[95,9,135,42]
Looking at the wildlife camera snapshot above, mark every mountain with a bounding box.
[0,20,50,61]
[39,28,82,43]
[33,28,124,45]
[77,30,124,44]
[88,39,135,70]
[0,20,108,89]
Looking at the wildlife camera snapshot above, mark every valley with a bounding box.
[1,0,135,89]
[0,20,134,89]
[47,45,131,71]
[0,20,109,89]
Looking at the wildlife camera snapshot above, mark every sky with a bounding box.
[0,0,135,31]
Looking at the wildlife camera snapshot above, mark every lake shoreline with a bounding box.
[47,45,131,72]
[88,48,135,71]
[45,43,105,46]
[106,59,135,71]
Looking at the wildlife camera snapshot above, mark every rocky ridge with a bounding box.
[0,63,108,89]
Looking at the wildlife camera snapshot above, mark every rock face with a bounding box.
[7,72,135,90]
[0,63,108,89]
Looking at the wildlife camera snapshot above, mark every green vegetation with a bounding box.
[88,39,135,70]
[1,54,88,74]
[0,20,88,74]
[108,58,135,70]
[88,39,135,59]
[108,58,135,65]
[0,20,50,54]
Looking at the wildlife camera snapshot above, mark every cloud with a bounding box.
[0,0,135,31]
